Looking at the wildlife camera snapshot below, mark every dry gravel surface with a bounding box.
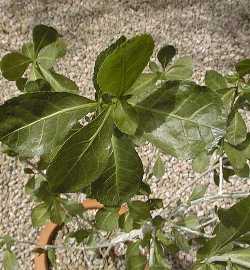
[1,0,250,269]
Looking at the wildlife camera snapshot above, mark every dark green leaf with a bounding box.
[132,81,226,159]
[16,77,28,91]
[39,66,79,93]
[0,92,96,157]
[151,240,171,269]
[47,109,112,192]
[97,34,154,96]
[128,201,151,225]
[66,229,91,244]
[93,35,126,96]
[37,39,66,69]
[112,100,138,135]
[126,241,147,270]
[119,212,134,232]
[3,250,17,270]
[205,70,227,91]
[62,200,84,217]
[157,45,176,69]
[90,134,143,207]
[24,79,51,92]
[31,203,50,227]
[1,52,31,81]
[33,24,59,54]
[95,208,119,232]
[174,230,190,252]
[163,56,192,81]
[224,143,247,170]
[226,111,247,146]
[153,156,165,178]
[236,59,250,77]
[148,199,164,210]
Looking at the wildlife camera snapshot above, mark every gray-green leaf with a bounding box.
[205,70,227,91]
[31,203,50,227]
[3,250,17,270]
[153,156,165,178]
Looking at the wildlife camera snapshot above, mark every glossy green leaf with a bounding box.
[39,66,78,93]
[47,109,112,192]
[132,81,226,159]
[235,59,250,77]
[33,24,59,54]
[31,203,50,227]
[97,34,154,96]
[164,56,192,81]
[205,70,227,91]
[157,45,176,69]
[127,73,160,104]
[224,143,247,170]
[95,208,119,232]
[90,134,143,206]
[1,52,32,81]
[153,156,165,178]
[22,42,35,60]
[226,111,247,146]
[93,35,126,96]
[112,100,138,135]
[0,92,96,157]
[3,250,17,270]
[37,39,66,69]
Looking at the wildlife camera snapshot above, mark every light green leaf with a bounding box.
[164,56,192,81]
[97,34,154,96]
[47,248,57,268]
[47,109,112,192]
[192,151,210,173]
[31,203,50,227]
[157,45,176,69]
[226,111,247,146]
[37,39,66,69]
[1,52,32,81]
[126,241,147,270]
[149,61,160,72]
[119,212,134,232]
[153,156,165,178]
[95,208,119,232]
[0,92,96,158]
[236,59,250,77]
[22,42,35,60]
[3,250,17,270]
[127,73,160,104]
[90,134,143,207]
[224,143,247,170]
[50,199,66,224]
[39,66,79,93]
[132,81,226,159]
[112,100,138,135]
[190,184,208,201]
[205,70,227,91]
[33,24,59,55]
[93,35,126,96]
[29,64,43,81]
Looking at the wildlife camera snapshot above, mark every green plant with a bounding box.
[1,24,250,270]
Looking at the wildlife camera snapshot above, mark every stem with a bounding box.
[207,255,250,268]
[174,226,214,239]
[149,230,155,267]
[218,156,223,195]
[195,217,218,230]
[25,160,46,178]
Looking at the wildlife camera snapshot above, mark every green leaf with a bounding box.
[112,100,138,135]
[93,36,126,96]
[50,199,66,224]
[226,111,247,146]
[192,151,210,173]
[126,241,147,270]
[29,64,43,81]
[189,184,208,201]
[16,77,28,92]
[132,81,226,159]
[62,200,84,217]
[37,39,66,69]
[224,143,247,170]
[153,156,165,178]
[164,56,192,81]
[31,203,50,227]
[149,61,160,72]
[24,79,51,92]
[90,134,143,207]
[22,42,35,60]
[119,212,134,232]
[47,248,57,268]
[39,66,79,93]
[174,230,190,252]
[0,92,96,158]
[128,201,151,226]
[205,70,227,91]
[3,250,17,270]
[235,59,250,77]
[157,45,176,69]
[1,52,31,81]
[66,229,91,244]
[33,24,59,55]
[127,73,160,104]
[151,240,171,269]
[148,199,164,210]
[47,109,112,192]
[97,34,154,96]
[95,208,119,232]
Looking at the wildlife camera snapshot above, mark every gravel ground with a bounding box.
[1,0,250,269]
